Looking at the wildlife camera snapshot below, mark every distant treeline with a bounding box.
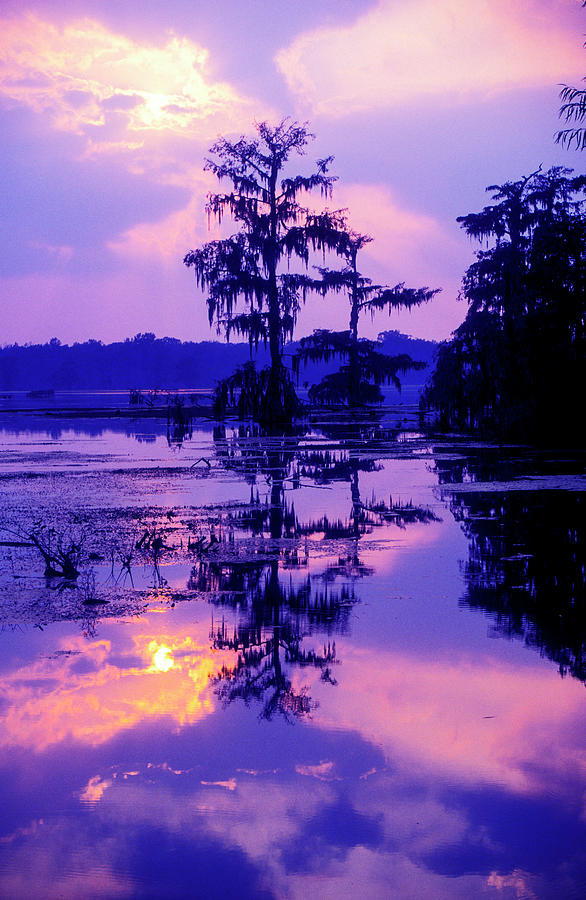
[0,331,436,394]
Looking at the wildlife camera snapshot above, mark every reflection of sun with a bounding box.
[151,644,174,672]
[0,624,236,751]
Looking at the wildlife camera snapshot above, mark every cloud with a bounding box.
[276,0,584,117]
[0,13,266,143]
[334,182,458,273]
[296,182,466,340]
[107,172,216,262]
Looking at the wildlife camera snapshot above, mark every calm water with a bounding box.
[0,411,584,899]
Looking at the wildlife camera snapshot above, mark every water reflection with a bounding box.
[194,424,438,719]
[436,454,586,682]
[433,443,586,486]
[199,556,353,720]
[0,420,585,897]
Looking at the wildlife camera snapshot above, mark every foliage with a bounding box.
[293,228,438,406]
[184,120,347,421]
[0,335,272,392]
[557,82,586,150]
[212,360,299,420]
[555,1,586,151]
[422,167,586,441]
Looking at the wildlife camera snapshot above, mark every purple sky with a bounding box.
[1,0,584,345]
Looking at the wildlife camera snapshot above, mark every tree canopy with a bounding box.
[422,166,586,442]
[293,226,439,406]
[184,120,346,421]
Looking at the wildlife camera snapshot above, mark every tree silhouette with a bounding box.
[293,228,438,406]
[422,167,586,441]
[184,120,346,422]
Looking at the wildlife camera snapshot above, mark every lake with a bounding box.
[0,408,584,899]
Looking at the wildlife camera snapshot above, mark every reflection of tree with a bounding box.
[430,444,586,487]
[191,534,354,720]
[194,423,438,718]
[166,412,193,447]
[208,563,340,721]
[445,482,585,682]
[299,424,439,581]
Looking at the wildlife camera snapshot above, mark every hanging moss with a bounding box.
[213,361,300,422]
[293,230,438,407]
[184,120,347,423]
[421,167,586,443]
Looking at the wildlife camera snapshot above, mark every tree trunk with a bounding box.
[265,161,286,419]
[349,252,360,406]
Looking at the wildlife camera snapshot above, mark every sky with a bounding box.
[0,0,584,346]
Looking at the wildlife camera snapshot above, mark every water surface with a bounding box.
[0,412,584,898]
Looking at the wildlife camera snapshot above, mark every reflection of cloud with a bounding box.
[276,0,583,116]
[0,14,262,141]
[295,760,339,781]
[201,779,238,791]
[79,774,112,806]
[1,686,580,897]
[487,869,538,897]
[0,866,132,900]
[51,766,499,899]
[312,644,586,797]
[0,620,233,751]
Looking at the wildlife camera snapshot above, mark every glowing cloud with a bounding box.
[276,0,584,116]
[0,14,262,141]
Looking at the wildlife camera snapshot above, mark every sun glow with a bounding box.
[0,14,263,141]
[151,644,175,672]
